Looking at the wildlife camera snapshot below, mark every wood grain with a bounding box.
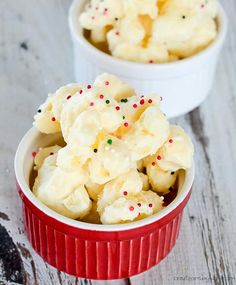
[0,0,236,284]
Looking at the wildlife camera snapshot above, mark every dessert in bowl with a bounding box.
[69,0,227,118]
[15,74,194,279]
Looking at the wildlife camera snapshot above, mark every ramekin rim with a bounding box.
[69,0,228,71]
[14,127,195,232]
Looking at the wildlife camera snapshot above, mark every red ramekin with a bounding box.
[14,127,194,280]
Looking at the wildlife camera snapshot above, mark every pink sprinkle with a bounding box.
[129,206,134,211]
[79,90,83,94]
[137,203,141,207]
[169,139,173,143]
[105,81,110,86]
[157,155,162,161]
[99,94,104,99]
[152,162,156,166]
[149,203,153,208]
[87,84,92,89]
[32,151,37,158]
[115,106,120,111]
[133,104,138,109]
[140,99,145,105]
[148,99,152,104]
[123,191,128,196]
[51,117,56,122]
[124,122,129,127]
[90,102,94,106]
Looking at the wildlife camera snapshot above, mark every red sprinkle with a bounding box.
[51,117,56,122]
[66,95,71,100]
[149,203,153,208]
[169,139,173,143]
[105,81,110,86]
[148,99,153,104]
[124,122,129,127]
[157,155,162,160]
[140,99,145,105]
[117,135,122,140]
[137,203,142,207]
[133,104,138,109]
[123,191,128,196]
[32,151,37,158]
[79,90,83,94]
[129,206,134,211]
[152,162,156,166]
[138,212,141,216]
[87,84,92,89]
[115,106,120,111]
[141,95,144,98]
[90,102,94,106]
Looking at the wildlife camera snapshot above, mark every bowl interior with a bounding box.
[15,127,194,232]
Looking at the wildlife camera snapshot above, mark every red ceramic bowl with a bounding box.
[14,127,194,280]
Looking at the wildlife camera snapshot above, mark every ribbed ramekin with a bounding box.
[69,0,227,118]
[15,127,194,280]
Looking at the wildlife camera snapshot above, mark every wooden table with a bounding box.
[0,0,235,284]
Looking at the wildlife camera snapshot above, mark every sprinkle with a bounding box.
[182,15,186,19]
[148,99,153,104]
[66,95,71,100]
[51,117,56,122]
[201,4,205,8]
[105,81,110,86]
[140,99,145,105]
[79,90,83,94]
[137,203,141,207]
[94,149,98,153]
[149,203,153,208]
[124,122,129,127]
[115,17,118,21]
[50,152,54,155]
[138,212,141,216]
[107,139,113,145]
[104,8,108,12]
[117,135,122,140]
[90,102,94,106]
[106,99,110,104]
[171,171,175,175]
[121,98,128,103]
[123,191,128,196]
[32,151,37,157]
[141,95,144,98]
[133,104,138,108]
[157,155,162,160]
[99,94,104,99]
[87,84,92,89]
[115,31,120,36]
[160,96,163,101]
[149,60,154,64]
[91,16,95,20]
[169,139,173,143]
[152,162,156,166]
[37,109,41,113]
[115,106,120,111]
[122,116,126,120]
[129,206,134,211]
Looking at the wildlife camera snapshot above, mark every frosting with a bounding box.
[33,73,194,224]
[79,0,218,63]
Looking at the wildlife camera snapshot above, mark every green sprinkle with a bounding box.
[171,171,175,175]
[106,100,110,104]
[124,98,128,103]
[107,139,113,145]
[122,115,125,120]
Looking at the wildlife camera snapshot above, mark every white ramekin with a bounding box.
[69,0,227,118]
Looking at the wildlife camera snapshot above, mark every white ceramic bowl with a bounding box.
[69,0,227,118]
